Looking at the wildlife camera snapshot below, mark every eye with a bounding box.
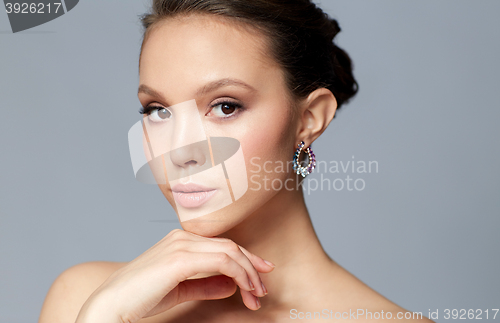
[146,107,172,122]
[139,105,172,122]
[208,102,242,118]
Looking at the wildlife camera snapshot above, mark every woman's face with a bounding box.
[138,14,301,236]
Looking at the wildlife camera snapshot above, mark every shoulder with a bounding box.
[316,263,434,323]
[324,263,434,323]
[344,295,434,323]
[39,261,127,323]
[378,307,435,323]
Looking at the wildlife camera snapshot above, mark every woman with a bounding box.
[39,0,432,322]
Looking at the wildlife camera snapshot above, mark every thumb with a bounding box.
[144,275,237,317]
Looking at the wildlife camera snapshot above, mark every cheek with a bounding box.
[241,104,298,185]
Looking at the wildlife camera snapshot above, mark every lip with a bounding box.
[171,183,217,208]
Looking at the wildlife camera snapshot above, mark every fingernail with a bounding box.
[264,260,275,268]
[261,282,268,295]
[249,279,255,290]
[256,297,261,309]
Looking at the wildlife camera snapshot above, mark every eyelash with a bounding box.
[139,100,245,119]
[208,99,244,119]
[138,105,163,115]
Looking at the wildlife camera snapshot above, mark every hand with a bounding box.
[75,229,275,323]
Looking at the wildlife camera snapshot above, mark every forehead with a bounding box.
[139,14,282,101]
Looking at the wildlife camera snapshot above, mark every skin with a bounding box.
[38,14,433,323]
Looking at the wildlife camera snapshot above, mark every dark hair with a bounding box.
[139,0,358,110]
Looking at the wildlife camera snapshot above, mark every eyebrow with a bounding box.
[138,78,256,101]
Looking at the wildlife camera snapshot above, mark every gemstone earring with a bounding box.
[293,141,316,178]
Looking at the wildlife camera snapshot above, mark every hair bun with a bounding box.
[326,17,341,41]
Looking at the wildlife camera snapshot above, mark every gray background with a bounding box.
[1,1,499,322]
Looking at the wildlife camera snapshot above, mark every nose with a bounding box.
[161,99,210,175]
[169,141,207,169]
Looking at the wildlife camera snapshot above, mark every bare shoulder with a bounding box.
[346,290,435,323]
[38,261,127,323]
[378,306,434,323]
[322,263,434,323]
[353,297,434,323]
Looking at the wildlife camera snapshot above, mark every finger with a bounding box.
[182,241,267,297]
[173,251,254,293]
[238,245,275,273]
[186,271,222,280]
[204,237,275,272]
[178,233,275,272]
[144,275,237,317]
[240,288,261,311]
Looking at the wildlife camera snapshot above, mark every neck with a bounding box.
[220,185,335,306]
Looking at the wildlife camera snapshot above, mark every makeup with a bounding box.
[171,183,217,208]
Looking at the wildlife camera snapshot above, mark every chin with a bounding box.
[180,220,232,237]
[177,191,265,237]
[178,206,244,237]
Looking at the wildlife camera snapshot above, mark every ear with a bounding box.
[296,88,338,146]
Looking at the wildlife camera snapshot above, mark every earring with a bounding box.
[293,141,316,178]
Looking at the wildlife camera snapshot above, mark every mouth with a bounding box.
[171,183,217,208]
